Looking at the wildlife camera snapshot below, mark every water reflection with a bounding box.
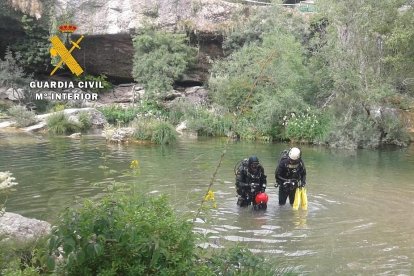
[292,210,308,229]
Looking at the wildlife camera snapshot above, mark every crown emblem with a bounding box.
[58,24,77,33]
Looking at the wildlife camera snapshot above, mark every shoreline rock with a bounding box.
[0,212,51,243]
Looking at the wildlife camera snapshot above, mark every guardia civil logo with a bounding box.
[32,24,102,101]
[49,24,84,76]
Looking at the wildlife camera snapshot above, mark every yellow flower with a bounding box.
[204,190,215,201]
[130,160,139,169]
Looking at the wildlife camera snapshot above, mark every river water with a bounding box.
[0,131,413,275]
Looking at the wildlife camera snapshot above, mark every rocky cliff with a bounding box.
[3,0,245,82]
[52,0,240,35]
[6,0,43,19]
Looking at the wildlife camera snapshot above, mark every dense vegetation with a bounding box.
[132,27,197,95]
[1,0,413,148]
[206,1,413,148]
[128,1,413,148]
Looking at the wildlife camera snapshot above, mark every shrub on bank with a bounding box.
[326,112,410,149]
[285,111,330,143]
[48,195,196,275]
[0,100,13,113]
[46,112,80,135]
[151,121,177,144]
[98,105,140,125]
[132,28,196,95]
[199,246,284,275]
[7,105,37,127]
[132,118,154,141]
[132,118,177,144]
[78,111,92,132]
[0,238,49,276]
[186,108,233,137]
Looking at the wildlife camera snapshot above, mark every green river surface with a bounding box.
[1,131,413,275]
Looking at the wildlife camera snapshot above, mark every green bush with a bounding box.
[98,106,139,124]
[138,100,167,118]
[186,108,232,137]
[285,111,330,142]
[48,195,195,275]
[0,100,13,112]
[7,105,37,127]
[151,121,177,144]
[327,114,380,149]
[132,27,197,94]
[78,112,92,132]
[132,119,177,144]
[99,101,167,125]
[75,74,113,93]
[10,15,50,73]
[132,118,155,141]
[379,112,410,146]
[164,100,190,125]
[209,31,310,117]
[32,99,50,114]
[0,238,49,276]
[46,112,80,135]
[232,117,257,141]
[222,5,306,54]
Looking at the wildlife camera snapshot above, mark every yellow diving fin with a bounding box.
[293,188,300,210]
[300,188,308,210]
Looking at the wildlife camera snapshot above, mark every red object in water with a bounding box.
[255,192,269,204]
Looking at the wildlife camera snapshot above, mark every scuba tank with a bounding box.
[234,158,268,210]
[234,158,248,175]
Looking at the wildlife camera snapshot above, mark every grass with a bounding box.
[46,112,80,135]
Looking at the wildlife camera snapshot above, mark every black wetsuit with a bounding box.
[235,164,267,203]
[275,157,306,205]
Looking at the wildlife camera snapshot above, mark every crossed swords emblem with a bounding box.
[49,25,84,76]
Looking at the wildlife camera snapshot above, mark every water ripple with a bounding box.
[1,133,414,275]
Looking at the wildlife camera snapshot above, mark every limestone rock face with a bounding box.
[0,212,51,242]
[97,83,144,105]
[52,0,239,35]
[184,86,208,105]
[7,0,43,19]
[71,33,135,81]
[58,0,239,81]
[5,0,241,81]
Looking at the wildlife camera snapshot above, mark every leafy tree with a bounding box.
[306,0,411,147]
[383,3,414,95]
[10,15,50,73]
[311,0,412,104]
[222,4,309,54]
[207,4,332,141]
[0,48,34,104]
[132,28,197,95]
[209,30,311,140]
